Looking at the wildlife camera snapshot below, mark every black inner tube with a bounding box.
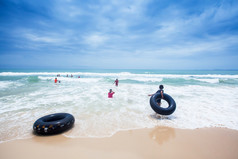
[33,113,75,135]
[150,93,176,115]
[42,115,66,122]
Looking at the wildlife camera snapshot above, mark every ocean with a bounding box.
[0,69,238,143]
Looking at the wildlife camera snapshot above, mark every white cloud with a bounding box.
[25,33,62,43]
[2,0,238,69]
[83,33,108,47]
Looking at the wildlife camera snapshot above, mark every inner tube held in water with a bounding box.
[33,113,75,135]
[150,93,176,115]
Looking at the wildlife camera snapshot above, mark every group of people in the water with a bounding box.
[54,74,119,98]
[54,74,164,103]
[65,74,79,78]
[54,74,81,84]
[108,79,164,106]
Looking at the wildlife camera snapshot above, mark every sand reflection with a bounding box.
[149,126,175,145]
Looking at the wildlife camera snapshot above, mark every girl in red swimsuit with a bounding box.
[108,89,115,98]
[114,79,119,87]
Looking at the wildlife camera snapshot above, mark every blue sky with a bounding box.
[0,0,238,69]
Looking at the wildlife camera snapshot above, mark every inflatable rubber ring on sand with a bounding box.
[150,93,176,115]
[33,113,75,135]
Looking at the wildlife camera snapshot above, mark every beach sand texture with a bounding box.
[0,126,238,159]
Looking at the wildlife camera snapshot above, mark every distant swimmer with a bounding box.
[148,85,164,106]
[71,74,73,78]
[114,79,119,87]
[108,89,115,98]
[78,76,80,78]
[55,78,57,83]
[66,74,68,77]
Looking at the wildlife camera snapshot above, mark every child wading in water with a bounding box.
[108,89,115,98]
[114,79,119,87]
[54,78,57,83]
[148,85,164,106]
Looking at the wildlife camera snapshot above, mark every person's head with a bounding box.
[159,85,164,90]
[109,89,112,92]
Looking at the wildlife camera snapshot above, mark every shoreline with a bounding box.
[0,127,238,159]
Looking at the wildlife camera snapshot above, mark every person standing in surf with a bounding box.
[148,85,164,106]
[114,79,119,87]
[108,89,115,98]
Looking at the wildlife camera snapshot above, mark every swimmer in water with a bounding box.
[108,89,115,98]
[114,79,119,87]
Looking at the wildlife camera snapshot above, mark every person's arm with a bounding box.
[148,94,154,96]
[160,91,164,98]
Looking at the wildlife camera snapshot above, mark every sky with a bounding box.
[0,0,238,70]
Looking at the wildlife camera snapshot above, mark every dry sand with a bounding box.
[0,126,238,159]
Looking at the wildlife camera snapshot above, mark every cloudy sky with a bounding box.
[0,0,238,69]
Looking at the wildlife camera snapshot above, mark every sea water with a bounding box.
[0,69,238,143]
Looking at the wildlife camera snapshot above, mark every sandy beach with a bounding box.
[0,126,238,159]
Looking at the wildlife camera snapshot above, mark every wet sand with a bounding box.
[0,127,238,159]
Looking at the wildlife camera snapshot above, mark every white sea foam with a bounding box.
[0,81,14,89]
[193,78,220,84]
[0,71,238,143]
[130,77,163,82]
[0,81,23,90]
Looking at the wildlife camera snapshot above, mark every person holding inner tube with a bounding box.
[148,85,164,106]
